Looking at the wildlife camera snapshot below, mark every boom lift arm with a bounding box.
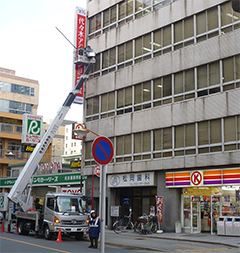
[8,47,95,212]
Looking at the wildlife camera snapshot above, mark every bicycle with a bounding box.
[113,212,140,234]
[137,214,158,235]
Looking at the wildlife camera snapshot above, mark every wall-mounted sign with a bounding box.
[61,186,85,195]
[108,172,154,188]
[0,173,87,187]
[22,114,43,144]
[70,160,81,168]
[21,144,36,153]
[166,168,240,188]
[37,162,62,172]
[183,187,221,196]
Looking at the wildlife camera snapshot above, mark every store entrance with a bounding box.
[183,195,221,234]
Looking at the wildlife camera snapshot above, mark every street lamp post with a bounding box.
[73,124,113,253]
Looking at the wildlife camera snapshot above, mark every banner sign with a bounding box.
[0,173,87,187]
[74,7,86,104]
[108,172,154,188]
[22,114,43,144]
[156,196,164,223]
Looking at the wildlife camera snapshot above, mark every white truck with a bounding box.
[7,47,95,240]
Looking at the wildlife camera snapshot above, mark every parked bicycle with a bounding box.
[113,212,141,234]
[136,214,158,235]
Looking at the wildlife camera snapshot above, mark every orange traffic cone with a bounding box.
[0,220,6,232]
[55,228,64,243]
[14,226,18,233]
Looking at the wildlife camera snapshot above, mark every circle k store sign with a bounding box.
[190,171,203,186]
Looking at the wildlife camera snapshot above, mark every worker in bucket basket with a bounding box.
[88,210,100,248]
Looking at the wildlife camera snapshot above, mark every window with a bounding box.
[224,117,236,142]
[47,198,54,210]
[89,13,101,34]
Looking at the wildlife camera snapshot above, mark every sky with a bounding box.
[0,0,86,122]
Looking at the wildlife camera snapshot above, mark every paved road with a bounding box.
[1,230,238,253]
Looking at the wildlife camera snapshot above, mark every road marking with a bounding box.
[0,236,70,253]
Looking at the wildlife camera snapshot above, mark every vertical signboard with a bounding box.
[73,7,86,104]
[156,196,164,223]
[22,114,43,144]
[0,193,8,211]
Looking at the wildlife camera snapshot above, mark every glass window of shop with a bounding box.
[183,186,240,233]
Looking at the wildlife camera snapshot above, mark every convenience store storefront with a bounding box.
[166,168,240,234]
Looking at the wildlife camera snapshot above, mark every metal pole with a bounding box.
[91,167,94,210]
[100,165,106,253]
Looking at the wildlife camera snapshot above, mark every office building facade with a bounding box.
[84,0,240,233]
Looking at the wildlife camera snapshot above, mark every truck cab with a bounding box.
[43,192,89,240]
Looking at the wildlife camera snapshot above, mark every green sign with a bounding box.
[0,173,87,187]
[0,195,4,208]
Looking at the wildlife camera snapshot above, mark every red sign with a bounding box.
[156,196,164,223]
[91,136,114,165]
[74,7,86,104]
[212,196,220,202]
[191,171,203,186]
[192,197,200,202]
[94,165,100,177]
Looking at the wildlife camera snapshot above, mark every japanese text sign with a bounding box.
[156,196,164,223]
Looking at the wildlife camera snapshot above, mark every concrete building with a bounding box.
[84,0,240,233]
[0,67,40,178]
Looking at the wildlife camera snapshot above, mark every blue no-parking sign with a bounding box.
[91,136,114,165]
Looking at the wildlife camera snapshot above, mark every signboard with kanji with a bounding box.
[0,173,87,187]
[22,114,43,144]
[73,7,86,104]
[156,196,164,223]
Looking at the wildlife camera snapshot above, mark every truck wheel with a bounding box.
[44,226,53,240]
[75,232,83,241]
[18,222,29,235]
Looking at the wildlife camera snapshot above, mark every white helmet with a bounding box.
[90,210,95,214]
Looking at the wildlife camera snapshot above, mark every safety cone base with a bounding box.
[55,227,64,243]
[0,221,6,232]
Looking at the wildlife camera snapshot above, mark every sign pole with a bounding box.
[100,165,107,253]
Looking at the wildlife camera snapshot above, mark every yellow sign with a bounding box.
[183,186,221,196]
[70,160,81,168]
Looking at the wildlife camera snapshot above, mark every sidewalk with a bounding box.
[104,229,240,251]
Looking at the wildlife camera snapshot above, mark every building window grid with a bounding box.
[86,55,240,121]
[88,0,177,39]
[84,116,240,164]
[89,2,240,79]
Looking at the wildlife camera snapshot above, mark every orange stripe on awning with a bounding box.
[174,172,191,177]
[203,170,221,176]
[223,169,240,175]
[166,173,173,178]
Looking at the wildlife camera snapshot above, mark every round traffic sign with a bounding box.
[94,165,100,177]
[91,136,114,165]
